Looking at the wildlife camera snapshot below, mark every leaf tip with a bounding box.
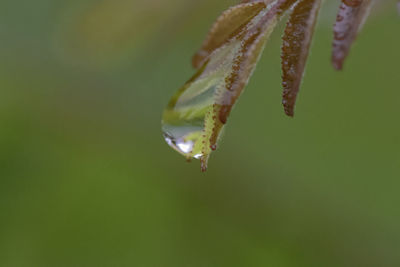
[200,156,209,172]
[285,110,295,117]
[332,58,344,71]
[282,96,295,117]
[283,103,295,117]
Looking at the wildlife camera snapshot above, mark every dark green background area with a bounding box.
[0,0,399,266]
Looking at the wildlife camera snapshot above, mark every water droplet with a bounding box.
[162,41,242,164]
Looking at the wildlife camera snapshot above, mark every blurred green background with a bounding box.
[1,0,399,266]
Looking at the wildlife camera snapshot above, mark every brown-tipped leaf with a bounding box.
[192,2,266,69]
[281,0,321,117]
[332,0,373,70]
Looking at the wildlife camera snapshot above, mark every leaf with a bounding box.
[281,0,322,117]
[398,0,400,16]
[332,0,373,70]
[162,0,297,171]
[192,2,266,69]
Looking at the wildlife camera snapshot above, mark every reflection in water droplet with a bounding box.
[163,131,202,158]
[176,141,193,154]
[193,154,202,159]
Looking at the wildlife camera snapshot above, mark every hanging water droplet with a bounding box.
[161,40,242,167]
